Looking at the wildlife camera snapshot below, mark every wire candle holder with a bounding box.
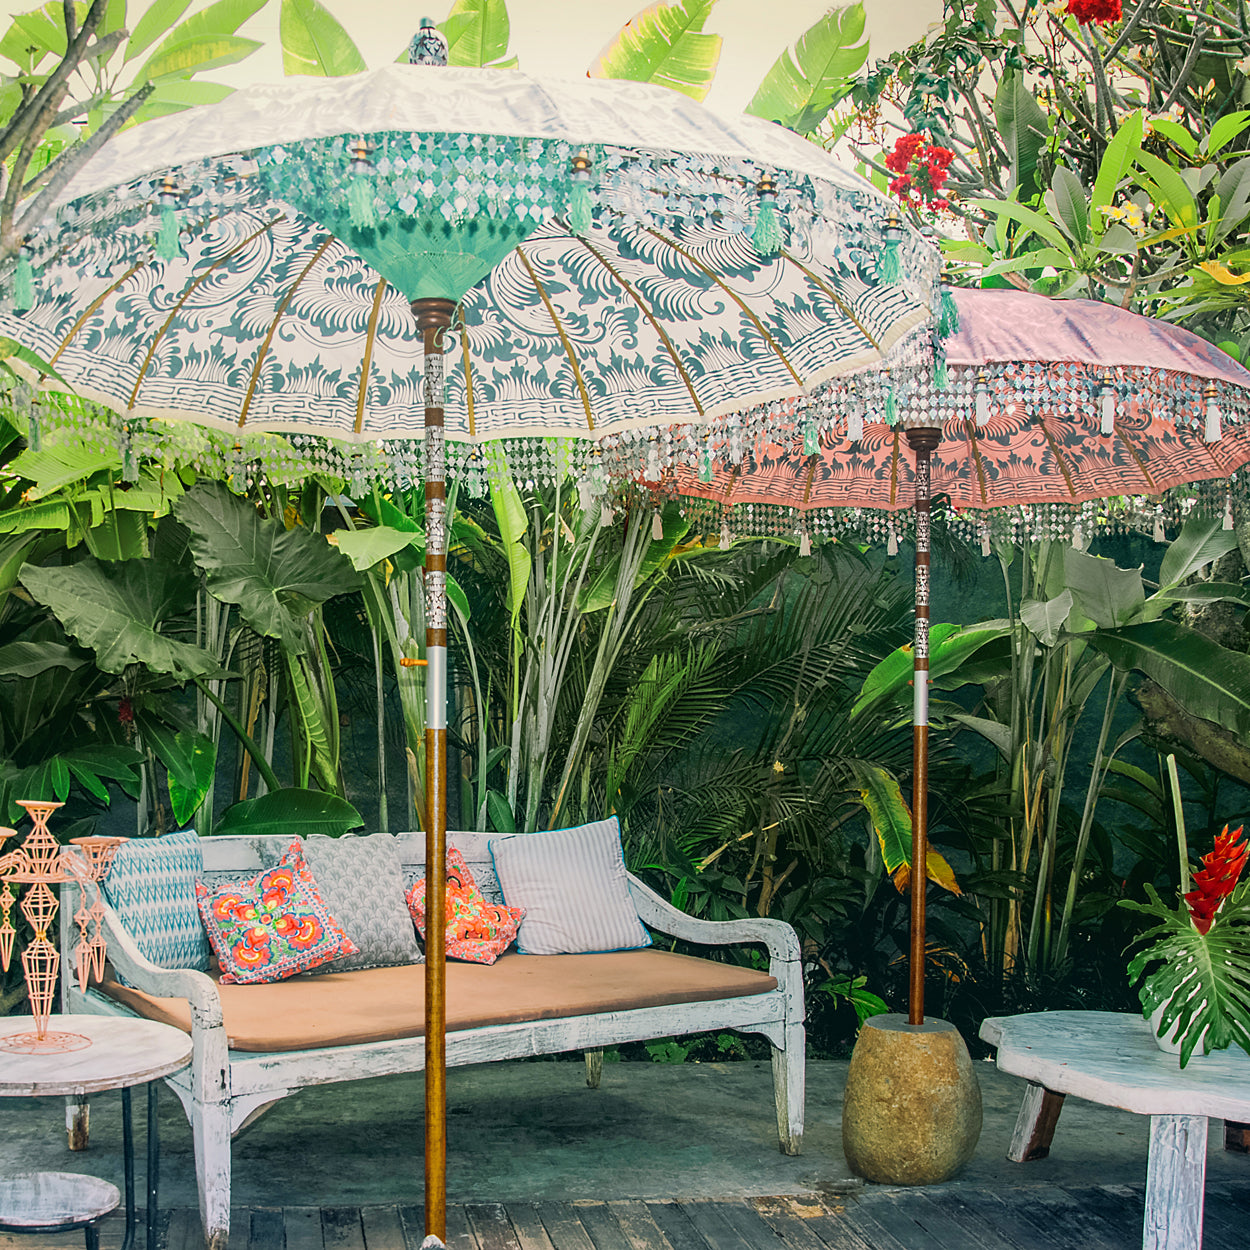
[0,800,125,1053]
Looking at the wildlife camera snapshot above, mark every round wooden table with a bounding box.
[0,1015,192,1250]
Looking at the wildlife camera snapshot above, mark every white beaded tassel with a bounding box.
[980,524,991,558]
[1099,376,1116,436]
[975,370,991,428]
[652,509,663,540]
[1225,491,1235,531]
[799,530,811,557]
[1204,384,1222,442]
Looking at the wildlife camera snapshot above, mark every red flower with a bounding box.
[1184,824,1248,935]
[1066,0,1122,24]
[888,175,913,196]
[885,134,955,210]
[118,697,134,725]
[260,868,295,907]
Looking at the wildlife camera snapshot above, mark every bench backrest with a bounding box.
[199,831,508,904]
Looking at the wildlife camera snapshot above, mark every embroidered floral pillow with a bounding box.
[195,840,358,984]
[407,848,525,965]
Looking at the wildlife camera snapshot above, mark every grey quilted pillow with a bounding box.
[302,833,423,972]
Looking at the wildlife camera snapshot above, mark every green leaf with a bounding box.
[280,0,366,76]
[330,526,416,571]
[485,789,516,834]
[84,509,149,561]
[744,3,867,134]
[166,731,215,826]
[0,337,70,387]
[125,0,194,62]
[1046,165,1090,248]
[950,713,1013,761]
[139,33,261,79]
[993,69,1050,199]
[486,445,531,627]
[438,0,516,69]
[1158,512,1237,592]
[978,247,1082,278]
[1134,150,1200,230]
[1092,620,1250,738]
[138,0,267,79]
[20,556,219,678]
[857,763,909,875]
[1090,110,1144,232]
[1206,110,1250,157]
[0,640,88,677]
[174,481,361,654]
[590,0,722,103]
[214,788,364,837]
[1155,583,1250,609]
[971,197,1070,253]
[1150,119,1199,158]
[6,444,120,496]
[1020,590,1073,647]
[1063,548,1145,629]
[11,7,66,61]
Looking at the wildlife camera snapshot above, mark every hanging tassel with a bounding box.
[1224,492,1235,531]
[1153,515,1165,543]
[975,371,991,427]
[885,386,898,426]
[877,211,902,283]
[752,173,782,256]
[980,526,991,558]
[156,204,182,261]
[348,138,378,229]
[652,510,663,541]
[1204,384,1221,442]
[803,421,818,456]
[1072,524,1085,551]
[698,449,714,484]
[13,246,33,313]
[934,351,949,391]
[600,501,613,528]
[799,530,812,557]
[938,284,960,337]
[887,524,899,557]
[569,151,593,233]
[848,409,864,441]
[720,520,732,548]
[1100,376,1116,436]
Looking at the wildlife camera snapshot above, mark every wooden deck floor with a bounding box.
[11,1181,1244,1250]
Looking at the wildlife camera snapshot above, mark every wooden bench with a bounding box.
[61,831,806,1250]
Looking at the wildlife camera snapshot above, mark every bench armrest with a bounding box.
[627,872,804,1021]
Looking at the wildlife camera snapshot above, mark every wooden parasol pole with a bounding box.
[411,295,456,1242]
[903,426,941,1026]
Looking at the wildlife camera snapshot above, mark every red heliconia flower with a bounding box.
[1066,0,1122,24]
[1184,824,1248,935]
[118,697,134,724]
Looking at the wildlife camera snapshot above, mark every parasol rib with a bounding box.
[354,278,388,435]
[515,245,595,432]
[800,453,820,506]
[51,263,147,366]
[645,227,804,388]
[780,250,881,351]
[1033,412,1079,499]
[238,235,335,429]
[1112,423,1160,493]
[457,306,476,440]
[573,234,704,416]
[889,428,901,507]
[722,462,742,501]
[129,220,284,413]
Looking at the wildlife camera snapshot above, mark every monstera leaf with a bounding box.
[174,481,362,654]
[20,556,218,677]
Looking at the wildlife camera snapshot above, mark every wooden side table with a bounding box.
[981,1010,1250,1250]
[0,1015,191,1250]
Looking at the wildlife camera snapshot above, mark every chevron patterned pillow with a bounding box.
[103,828,211,972]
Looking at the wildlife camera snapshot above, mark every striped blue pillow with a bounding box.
[489,818,651,955]
[102,828,210,972]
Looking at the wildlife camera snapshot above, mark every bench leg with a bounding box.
[771,1023,804,1156]
[1224,1120,1250,1153]
[585,1049,603,1089]
[1008,1082,1066,1162]
[192,1100,232,1250]
[66,1095,90,1151]
[1144,1114,1206,1250]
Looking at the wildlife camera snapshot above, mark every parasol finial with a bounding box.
[410,18,449,66]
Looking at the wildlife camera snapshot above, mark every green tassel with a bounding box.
[938,284,960,337]
[698,451,714,484]
[13,253,32,312]
[156,204,181,261]
[934,353,949,391]
[803,422,818,456]
[569,180,592,233]
[885,386,898,425]
[348,177,377,230]
[752,200,782,256]
[877,237,901,284]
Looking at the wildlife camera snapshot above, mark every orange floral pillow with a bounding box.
[195,839,357,984]
[407,848,525,965]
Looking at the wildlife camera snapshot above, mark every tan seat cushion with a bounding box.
[98,950,778,1052]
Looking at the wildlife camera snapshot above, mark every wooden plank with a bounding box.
[466,1204,521,1250]
[322,1208,366,1250]
[758,1196,875,1250]
[928,1189,1073,1250]
[163,1207,201,1250]
[642,1202,710,1250]
[534,1203,596,1250]
[696,1200,788,1250]
[751,1197,849,1250]
[397,1206,427,1250]
[286,1206,326,1250]
[604,1202,677,1250]
[1009,1184,1137,1250]
[250,1208,286,1250]
[445,1206,480,1250]
[904,1192,1017,1250]
[501,1205,554,1250]
[1008,1084,1066,1162]
[570,1202,634,1250]
[840,1195,937,1250]
[230,1204,253,1250]
[671,1200,757,1250]
[361,1206,406,1250]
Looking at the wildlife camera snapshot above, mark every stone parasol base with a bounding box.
[842,1013,983,1185]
